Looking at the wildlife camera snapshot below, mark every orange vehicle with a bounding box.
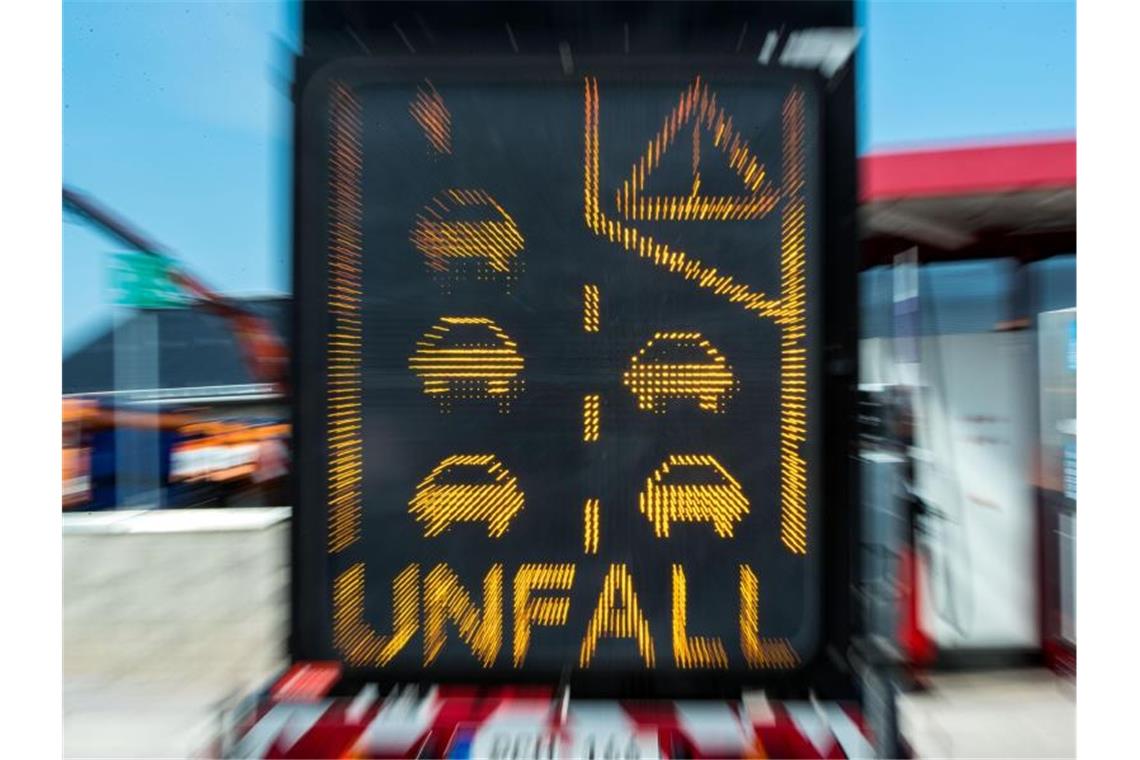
[61,398,289,509]
[62,399,96,509]
[170,421,290,483]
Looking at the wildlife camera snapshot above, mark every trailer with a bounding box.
[221,3,896,757]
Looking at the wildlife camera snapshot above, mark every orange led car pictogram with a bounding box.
[409,454,526,538]
[639,454,750,538]
[410,189,524,281]
[623,332,736,413]
[409,317,524,408]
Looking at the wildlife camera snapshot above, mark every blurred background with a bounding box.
[62,1,1075,757]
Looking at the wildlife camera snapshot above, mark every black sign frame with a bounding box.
[291,55,859,699]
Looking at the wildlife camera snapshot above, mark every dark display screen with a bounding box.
[302,64,823,678]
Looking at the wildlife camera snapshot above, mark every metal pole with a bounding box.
[112,306,162,509]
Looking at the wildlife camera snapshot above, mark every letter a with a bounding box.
[579,564,656,667]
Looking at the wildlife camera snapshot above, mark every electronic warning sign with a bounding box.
[293,63,829,681]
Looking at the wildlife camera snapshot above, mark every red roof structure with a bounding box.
[859,138,1076,265]
[861,139,1075,202]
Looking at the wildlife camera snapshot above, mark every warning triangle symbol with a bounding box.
[616,77,780,222]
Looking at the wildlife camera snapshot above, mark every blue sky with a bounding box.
[63,0,1074,350]
[859,0,1075,149]
[63,0,299,351]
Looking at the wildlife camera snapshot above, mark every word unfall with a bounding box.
[332,561,798,670]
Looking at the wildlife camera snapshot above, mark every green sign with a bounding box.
[109,251,189,308]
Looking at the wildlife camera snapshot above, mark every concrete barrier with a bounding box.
[64,508,290,758]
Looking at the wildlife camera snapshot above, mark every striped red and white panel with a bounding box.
[226,685,875,759]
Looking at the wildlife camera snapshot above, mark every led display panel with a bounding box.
[298,64,824,679]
